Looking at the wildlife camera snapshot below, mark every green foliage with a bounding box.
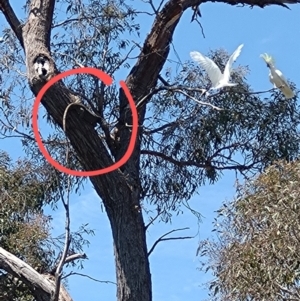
[0,0,140,170]
[0,0,299,299]
[2,1,299,223]
[199,160,300,300]
[0,151,94,300]
[140,48,300,220]
[0,151,54,300]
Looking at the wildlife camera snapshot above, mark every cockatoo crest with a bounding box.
[260,53,294,100]
[260,53,275,66]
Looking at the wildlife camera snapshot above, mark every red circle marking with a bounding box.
[32,67,138,176]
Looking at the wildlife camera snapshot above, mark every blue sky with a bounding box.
[1,1,300,300]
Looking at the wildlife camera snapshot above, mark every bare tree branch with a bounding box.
[136,83,276,112]
[175,88,223,110]
[51,174,72,301]
[136,84,219,109]
[49,253,87,276]
[0,0,24,47]
[141,149,253,171]
[0,247,73,301]
[63,253,87,265]
[63,272,116,285]
[148,227,193,256]
[188,0,300,8]
[145,211,163,230]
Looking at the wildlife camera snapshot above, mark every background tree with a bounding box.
[198,160,300,301]
[0,151,92,300]
[0,151,53,301]
[0,0,299,301]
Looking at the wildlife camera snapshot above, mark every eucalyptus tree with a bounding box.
[0,1,299,301]
[198,160,300,301]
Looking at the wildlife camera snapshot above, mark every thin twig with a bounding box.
[51,173,72,301]
[141,149,254,172]
[63,271,116,285]
[194,18,205,38]
[175,89,223,110]
[145,212,163,230]
[52,18,83,28]
[148,227,192,256]
[136,83,279,111]
[50,253,87,275]
[235,87,277,95]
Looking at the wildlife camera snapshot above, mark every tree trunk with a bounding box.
[103,190,151,301]
[0,0,300,301]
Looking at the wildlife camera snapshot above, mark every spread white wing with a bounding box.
[223,44,244,81]
[190,51,223,87]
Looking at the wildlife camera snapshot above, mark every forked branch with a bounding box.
[148,227,193,256]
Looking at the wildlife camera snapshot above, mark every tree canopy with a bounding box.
[0,0,299,301]
[198,160,300,301]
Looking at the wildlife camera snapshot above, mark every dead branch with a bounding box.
[51,173,72,301]
[148,227,193,256]
[49,253,87,276]
[0,0,23,47]
[0,247,73,301]
[141,149,255,171]
[62,272,116,285]
[145,212,163,230]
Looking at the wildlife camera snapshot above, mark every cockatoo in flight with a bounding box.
[260,53,294,99]
[190,44,244,95]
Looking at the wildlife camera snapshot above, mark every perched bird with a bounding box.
[190,44,244,93]
[260,53,294,99]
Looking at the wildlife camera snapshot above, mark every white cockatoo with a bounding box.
[260,53,294,99]
[190,44,244,93]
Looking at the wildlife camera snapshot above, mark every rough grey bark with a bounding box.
[0,0,299,301]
